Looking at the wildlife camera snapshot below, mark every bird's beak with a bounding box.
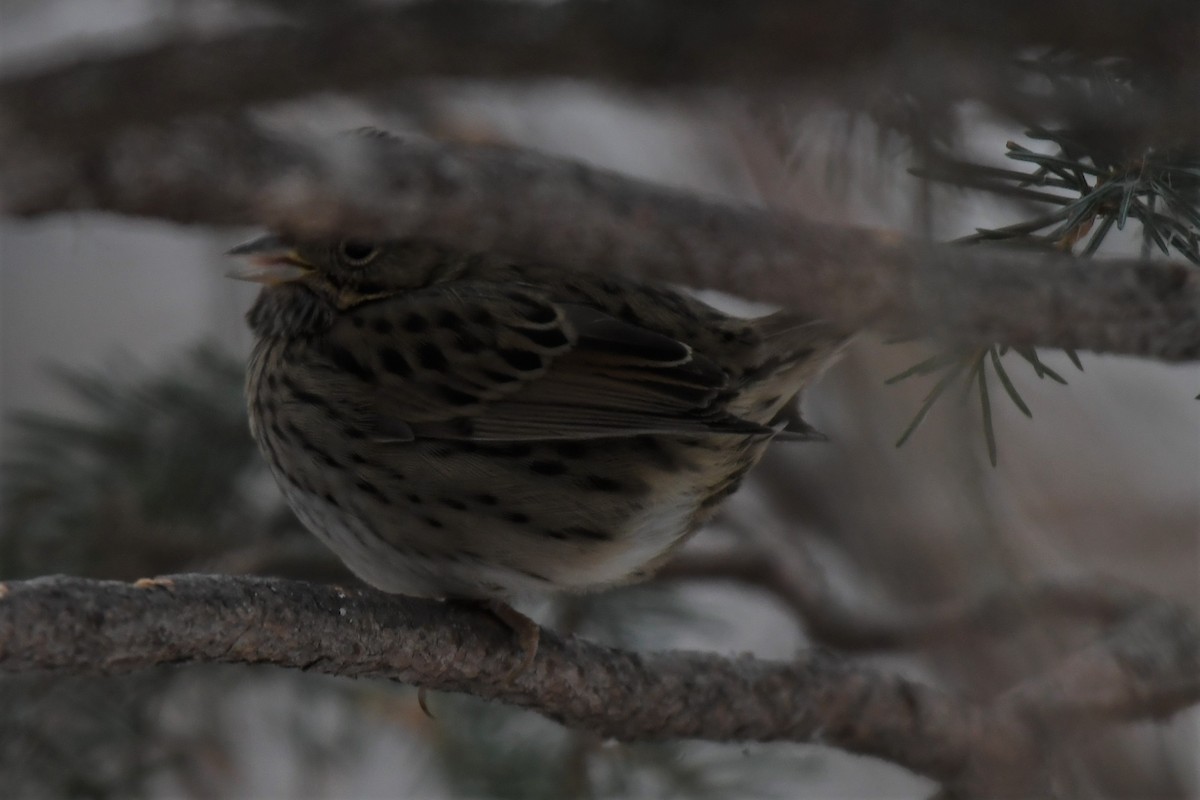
[226,235,314,285]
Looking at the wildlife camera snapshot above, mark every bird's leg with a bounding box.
[447,596,541,682]
[417,597,540,718]
[482,598,541,680]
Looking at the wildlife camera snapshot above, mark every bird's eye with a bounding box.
[338,240,380,266]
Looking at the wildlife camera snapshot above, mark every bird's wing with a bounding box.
[323,283,776,441]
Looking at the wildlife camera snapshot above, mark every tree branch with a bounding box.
[1,574,1197,795]
[0,573,1011,789]
[1,121,1197,362]
[1,0,1196,146]
[999,599,1200,726]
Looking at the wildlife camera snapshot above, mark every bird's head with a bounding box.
[228,235,466,337]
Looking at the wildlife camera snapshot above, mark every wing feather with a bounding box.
[322,283,769,442]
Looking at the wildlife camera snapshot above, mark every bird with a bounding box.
[230,233,848,669]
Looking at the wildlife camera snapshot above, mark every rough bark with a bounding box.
[2,574,1196,794]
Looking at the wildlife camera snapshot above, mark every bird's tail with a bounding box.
[724,310,852,425]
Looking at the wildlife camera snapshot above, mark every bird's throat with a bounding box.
[246,284,336,340]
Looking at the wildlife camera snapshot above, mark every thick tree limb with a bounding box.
[0,574,1012,790]
[1,0,1197,147]
[1,121,1196,361]
[1,574,1196,795]
[999,600,1200,725]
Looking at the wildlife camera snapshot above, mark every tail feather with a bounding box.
[750,310,851,380]
[724,311,852,422]
[754,309,846,343]
[769,394,830,442]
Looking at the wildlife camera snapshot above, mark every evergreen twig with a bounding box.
[892,57,1199,462]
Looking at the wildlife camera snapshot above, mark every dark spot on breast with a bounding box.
[330,344,376,383]
[356,480,388,503]
[418,343,448,371]
[287,474,317,496]
[441,497,468,510]
[585,475,624,492]
[407,493,423,504]
[298,433,339,468]
[455,331,486,353]
[438,310,463,330]
[469,307,493,325]
[721,330,736,342]
[373,318,393,335]
[499,348,542,372]
[504,511,531,524]
[403,313,428,333]
[283,375,337,415]
[323,492,341,508]
[341,426,367,440]
[563,526,612,541]
[349,453,368,465]
[475,493,499,506]
[379,347,412,377]
[422,516,445,529]
[529,460,568,476]
[351,316,365,329]
[483,369,518,384]
[440,386,478,406]
[600,279,622,295]
[618,303,640,324]
[517,326,570,349]
[543,529,569,540]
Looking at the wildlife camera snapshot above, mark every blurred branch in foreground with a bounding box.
[1,573,1196,797]
[1,121,1196,363]
[1,0,1197,146]
[659,549,1150,652]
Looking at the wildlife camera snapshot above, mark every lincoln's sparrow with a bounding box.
[231,234,846,613]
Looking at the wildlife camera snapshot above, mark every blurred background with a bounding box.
[1,1,1197,798]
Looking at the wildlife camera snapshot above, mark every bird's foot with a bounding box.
[447,597,540,682]
[482,598,541,682]
[418,597,541,717]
